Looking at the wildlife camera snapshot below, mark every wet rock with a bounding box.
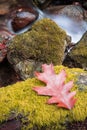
[58,5,84,21]
[0,0,39,34]
[7,18,68,79]
[7,7,38,32]
[68,31,87,70]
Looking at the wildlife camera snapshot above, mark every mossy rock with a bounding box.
[0,65,87,130]
[7,18,67,79]
[8,18,67,65]
[69,31,87,69]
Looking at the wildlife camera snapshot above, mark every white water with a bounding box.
[50,14,87,43]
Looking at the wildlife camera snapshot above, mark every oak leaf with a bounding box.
[33,64,77,109]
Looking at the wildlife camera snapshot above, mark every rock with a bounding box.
[0,58,21,87]
[58,5,84,21]
[7,7,38,33]
[0,65,87,130]
[7,18,68,79]
[82,1,87,10]
[0,3,10,15]
[68,31,87,70]
[33,0,52,9]
[0,0,18,15]
[13,60,43,79]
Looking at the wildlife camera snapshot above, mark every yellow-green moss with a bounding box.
[8,18,67,65]
[0,65,87,130]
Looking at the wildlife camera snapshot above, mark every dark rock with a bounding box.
[0,58,21,87]
[7,7,38,33]
[0,119,21,130]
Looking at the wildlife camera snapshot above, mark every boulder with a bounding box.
[7,18,68,79]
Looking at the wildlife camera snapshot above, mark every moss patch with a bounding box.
[0,65,87,130]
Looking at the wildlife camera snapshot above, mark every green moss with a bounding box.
[0,65,87,129]
[69,31,87,68]
[8,18,67,65]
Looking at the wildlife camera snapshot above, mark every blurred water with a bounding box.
[50,15,87,43]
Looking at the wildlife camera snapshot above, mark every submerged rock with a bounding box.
[7,6,38,33]
[68,31,87,70]
[0,65,87,130]
[7,18,68,79]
